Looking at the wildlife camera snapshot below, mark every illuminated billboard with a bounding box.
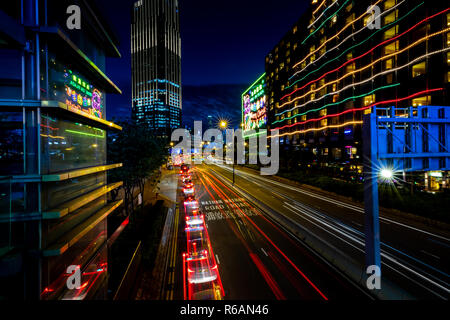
[242,73,267,137]
[64,70,104,119]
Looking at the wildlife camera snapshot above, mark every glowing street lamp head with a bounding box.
[380,168,393,180]
[220,121,227,129]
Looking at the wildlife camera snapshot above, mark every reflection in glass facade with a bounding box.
[0,112,23,175]
[40,114,106,174]
[0,0,123,300]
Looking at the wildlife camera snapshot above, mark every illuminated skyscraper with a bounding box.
[266,0,450,187]
[131,0,182,137]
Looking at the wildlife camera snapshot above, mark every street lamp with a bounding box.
[380,168,393,180]
[220,120,228,129]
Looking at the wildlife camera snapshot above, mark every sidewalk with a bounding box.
[134,167,179,300]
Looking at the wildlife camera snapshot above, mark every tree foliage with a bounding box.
[107,120,167,217]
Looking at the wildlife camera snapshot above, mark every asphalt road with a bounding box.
[183,165,371,300]
[201,163,450,299]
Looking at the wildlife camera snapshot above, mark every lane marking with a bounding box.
[420,250,441,260]
[219,164,450,242]
[283,202,450,295]
[261,248,269,257]
[215,254,220,264]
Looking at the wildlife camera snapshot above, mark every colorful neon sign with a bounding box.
[242,73,267,136]
[64,70,104,119]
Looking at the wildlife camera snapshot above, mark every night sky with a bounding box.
[98,0,308,120]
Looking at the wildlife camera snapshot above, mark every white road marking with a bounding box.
[420,250,441,260]
[261,248,268,257]
[215,254,220,264]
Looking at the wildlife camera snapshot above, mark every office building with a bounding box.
[265,0,450,188]
[0,0,123,299]
[131,0,182,138]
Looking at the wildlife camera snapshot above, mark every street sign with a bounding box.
[363,106,450,273]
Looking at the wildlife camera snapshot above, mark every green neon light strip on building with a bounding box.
[243,130,268,139]
[288,2,423,90]
[272,83,400,125]
[242,73,267,140]
[301,0,350,45]
[65,129,105,138]
[241,73,266,98]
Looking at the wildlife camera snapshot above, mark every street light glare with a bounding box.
[380,168,393,179]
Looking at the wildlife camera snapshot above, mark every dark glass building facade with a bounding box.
[131,0,182,138]
[265,0,449,188]
[0,0,123,299]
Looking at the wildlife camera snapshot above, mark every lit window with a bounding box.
[412,61,426,77]
[384,10,398,25]
[346,13,355,25]
[319,109,327,116]
[383,25,398,40]
[384,0,396,10]
[364,94,375,106]
[332,94,339,103]
[301,115,307,121]
[412,96,430,106]
[332,83,337,92]
[383,41,399,54]
[293,26,298,34]
[385,58,394,70]
[386,73,394,84]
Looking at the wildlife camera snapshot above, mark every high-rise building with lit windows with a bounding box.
[131,0,182,138]
[266,0,450,188]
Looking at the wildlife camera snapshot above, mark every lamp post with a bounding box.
[219,121,236,184]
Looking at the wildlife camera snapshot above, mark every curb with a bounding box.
[147,206,173,299]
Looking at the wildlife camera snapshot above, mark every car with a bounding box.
[182,174,192,183]
[183,185,194,197]
[180,164,190,174]
[186,250,218,285]
[184,196,196,206]
[183,179,193,188]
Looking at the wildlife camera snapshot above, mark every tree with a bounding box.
[108,120,167,219]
